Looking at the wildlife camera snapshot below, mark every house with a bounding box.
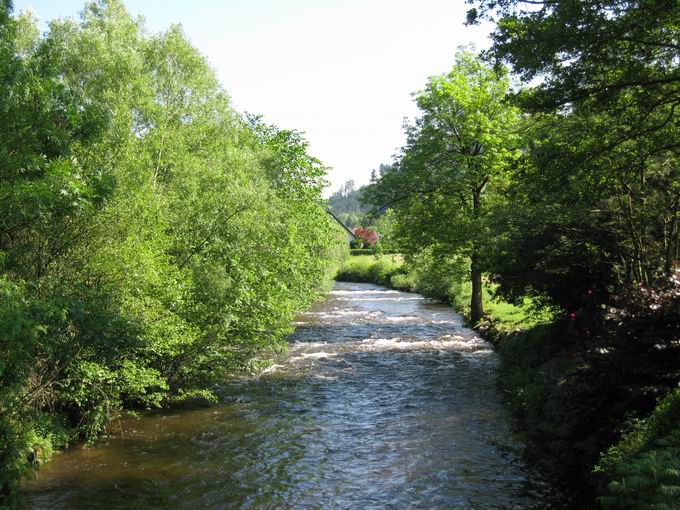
[326,210,357,244]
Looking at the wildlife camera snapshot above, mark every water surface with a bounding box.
[26,282,560,509]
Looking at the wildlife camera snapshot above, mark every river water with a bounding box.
[26,282,562,509]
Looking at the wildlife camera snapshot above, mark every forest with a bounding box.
[0,0,343,504]
[1,0,680,508]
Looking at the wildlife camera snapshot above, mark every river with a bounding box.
[25,282,563,509]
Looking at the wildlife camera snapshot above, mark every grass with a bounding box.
[334,254,405,287]
[480,286,555,331]
[335,254,554,330]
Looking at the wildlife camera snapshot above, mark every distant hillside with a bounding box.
[328,165,393,229]
[327,180,369,229]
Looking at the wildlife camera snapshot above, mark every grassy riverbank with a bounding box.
[336,255,680,509]
[335,254,550,330]
[334,254,406,288]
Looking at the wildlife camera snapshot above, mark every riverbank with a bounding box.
[336,254,551,332]
[336,255,680,509]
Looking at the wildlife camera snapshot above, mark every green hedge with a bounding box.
[349,248,398,256]
[335,255,407,288]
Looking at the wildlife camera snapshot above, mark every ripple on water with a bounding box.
[25,281,567,510]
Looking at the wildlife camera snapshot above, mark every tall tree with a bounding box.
[467,0,680,112]
[365,50,520,323]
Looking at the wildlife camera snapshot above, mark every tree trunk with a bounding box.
[470,246,484,324]
[470,188,484,324]
[665,195,678,276]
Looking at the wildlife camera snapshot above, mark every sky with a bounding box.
[13,0,493,195]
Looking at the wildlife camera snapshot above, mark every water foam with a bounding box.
[352,335,492,353]
[290,351,338,362]
[302,310,380,317]
[330,289,401,295]
[384,316,421,322]
[335,297,424,302]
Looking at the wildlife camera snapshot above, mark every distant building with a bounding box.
[326,210,357,244]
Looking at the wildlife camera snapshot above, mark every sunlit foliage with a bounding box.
[0,1,341,502]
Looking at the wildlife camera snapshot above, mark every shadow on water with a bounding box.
[24,282,568,509]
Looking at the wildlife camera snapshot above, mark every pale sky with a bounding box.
[14,0,493,195]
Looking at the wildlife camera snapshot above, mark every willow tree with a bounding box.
[365,50,519,323]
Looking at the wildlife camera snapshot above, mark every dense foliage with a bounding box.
[468,1,679,506]
[0,0,341,504]
[470,0,679,307]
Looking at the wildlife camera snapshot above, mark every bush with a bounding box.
[598,388,680,509]
[335,255,405,286]
[349,248,398,256]
[495,270,680,505]
[495,322,614,503]
[0,2,344,501]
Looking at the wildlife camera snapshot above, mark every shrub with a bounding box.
[598,388,680,509]
[335,255,404,286]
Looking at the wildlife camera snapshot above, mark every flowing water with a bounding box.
[25,282,562,509]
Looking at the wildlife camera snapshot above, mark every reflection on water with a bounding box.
[25,282,563,509]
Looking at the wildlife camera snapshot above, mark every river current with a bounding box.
[26,282,562,509]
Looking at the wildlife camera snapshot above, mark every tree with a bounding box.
[378,163,393,177]
[364,50,520,323]
[353,226,380,246]
[467,0,680,113]
[468,0,680,298]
